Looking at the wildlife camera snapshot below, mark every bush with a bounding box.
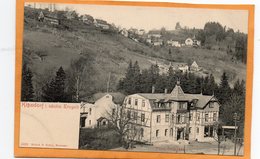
[79,127,122,150]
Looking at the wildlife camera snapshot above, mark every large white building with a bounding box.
[80,93,125,128]
[123,82,220,143]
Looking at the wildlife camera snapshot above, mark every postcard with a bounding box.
[14,1,254,158]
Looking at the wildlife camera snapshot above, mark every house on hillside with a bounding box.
[80,92,125,128]
[123,81,220,143]
[185,36,201,47]
[167,40,181,47]
[120,28,129,37]
[190,61,200,72]
[153,39,163,46]
[147,30,162,38]
[177,63,189,72]
[81,14,94,24]
[185,38,193,46]
[38,11,60,25]
[94,19,110,30]
[137,29,146,36]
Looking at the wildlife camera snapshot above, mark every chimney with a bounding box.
[164,88,168,94]
[152,85,155,94]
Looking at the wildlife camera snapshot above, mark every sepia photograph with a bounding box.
[19,2,250,157]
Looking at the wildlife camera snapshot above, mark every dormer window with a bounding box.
[209,102,214,108]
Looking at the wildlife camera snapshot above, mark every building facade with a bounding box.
[123,82,220,143]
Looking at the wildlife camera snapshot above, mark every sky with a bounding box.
[25,2,249,33]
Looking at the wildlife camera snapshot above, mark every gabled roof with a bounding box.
[165,84,188,101]
[91,92,126,104]
[191,61,199,68]
[134,83,218,110]
[185,94,214,108]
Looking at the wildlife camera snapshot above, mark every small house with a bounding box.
[190,61,200,72]
[81,14,94,24]
[38,11,60,25]
[94,19,110,30]
[120,28,129,37]
[185,38,193,46]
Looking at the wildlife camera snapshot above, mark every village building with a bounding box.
[167,40,181,47]
[185,38,193,46]
[38,11,60,25]
[190,61,200,72]
[185,36,201,47]
[120,28,129,37]
[137,29,146,36]
[153,39,163,46]
[123,82,220,143]
[177,63,189,72]
[147,30,162,39]
[94,19,110,30]
[80,92,125,128]
[80,14,94,25]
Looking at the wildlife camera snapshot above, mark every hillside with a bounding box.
[23,7,246,100]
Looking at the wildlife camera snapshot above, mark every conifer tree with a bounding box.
[21,63,34,101]
[216,72,232,104]
[42,66,68,102]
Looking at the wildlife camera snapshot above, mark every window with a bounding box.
[179,102,185,109]
[190,113,193,121]
[170,128,173,136]
[134,112,138,120]
[112,108,116,116]
[177,114,181,124]
[172,114,175,123]
[135,99,138,106]
[165,114,169,122]
[197,113,200,121]
[189,127,192,134]
[141,113,145,122]
[156,115,161,123]
[209,102,214,108]
[127,110,131,119]
[181,114,185,123]
[140,128,144,137]
[128,98,132,104]
[205,114,209,122]
[197,127,199,134]
[213,113,217,121]
[89,108,92,115]
[89,120,91,125]
[103,121,106,125]
[142,100,145,107]
[165,129,168,136]
[156,130,159,137]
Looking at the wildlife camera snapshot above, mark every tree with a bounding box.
[42,66,68,102]
[21,63,34,101]
[175,22,182,30]
[216,72,232,104]
[106,105,139,149]
[235,36,247,64]
[67,55,95,102]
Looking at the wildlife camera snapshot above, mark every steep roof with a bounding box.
[191,61,199,68]
[185,94,214,108]
[136,84,217,109]
[91,92,126,104]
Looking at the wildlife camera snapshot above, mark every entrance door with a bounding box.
[177,128,184,140]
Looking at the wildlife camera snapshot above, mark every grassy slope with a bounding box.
[23,18,246,95]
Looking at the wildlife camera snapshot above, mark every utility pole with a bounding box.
[106,72,111,93]
[233,112,238,156]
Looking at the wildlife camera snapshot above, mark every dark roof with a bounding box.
[95,19,108,25]
[136,84,217,109]
[91,92,126,104]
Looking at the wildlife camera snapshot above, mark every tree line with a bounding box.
[196,22,248,64]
